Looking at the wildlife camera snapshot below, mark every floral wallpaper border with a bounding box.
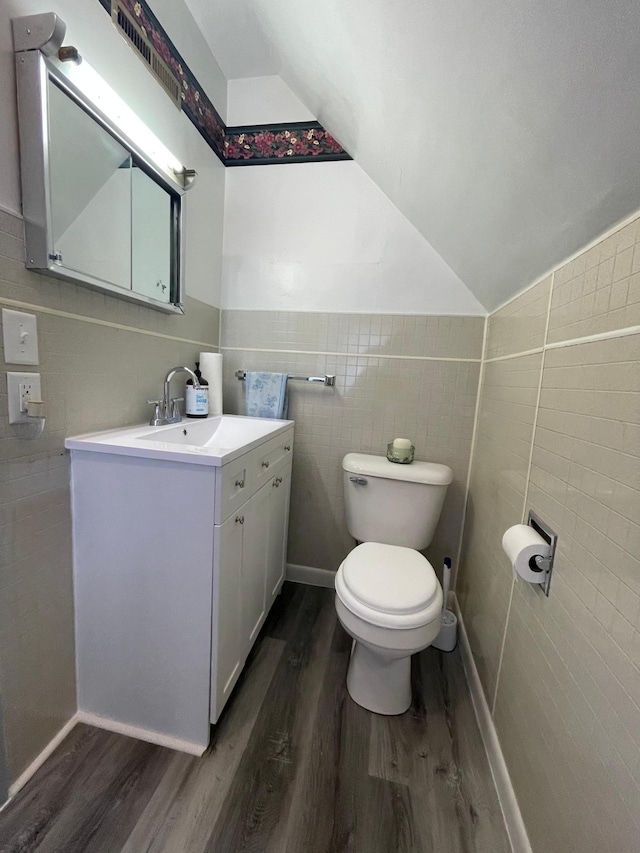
[98,0,350,166]
[225,122,350,165]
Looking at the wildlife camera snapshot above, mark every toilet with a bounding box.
[335,452,453,715]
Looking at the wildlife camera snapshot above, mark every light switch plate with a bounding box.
[7,372,41,424]
[2,309,39,364]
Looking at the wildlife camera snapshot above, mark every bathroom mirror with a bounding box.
[15,47,183,312]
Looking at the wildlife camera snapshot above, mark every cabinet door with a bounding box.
[241,480,271,656]
[211,511,243,723]
[266,465,291,607]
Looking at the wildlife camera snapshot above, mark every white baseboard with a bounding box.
[6,712,79,802]
[286,563,336,588]
[451,594,533,853]
[76,711,207,757]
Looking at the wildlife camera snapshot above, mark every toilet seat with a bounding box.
[335,542,441,629]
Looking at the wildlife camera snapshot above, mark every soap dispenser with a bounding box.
[185,361,209,418]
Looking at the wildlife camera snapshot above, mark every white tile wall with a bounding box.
[221,311,484,572]
[459,213,640,853]
[0,209,219,785]
[457,353,542,698]
[548,218,640,343]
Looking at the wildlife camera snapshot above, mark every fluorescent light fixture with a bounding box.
[59,56,185,176]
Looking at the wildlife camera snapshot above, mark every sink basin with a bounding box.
[65,415,293,466]
[137,416,281,449]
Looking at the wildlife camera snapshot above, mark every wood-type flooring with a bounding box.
[0,583,511,853]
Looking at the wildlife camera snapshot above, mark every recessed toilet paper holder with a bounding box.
[527,510,558,597]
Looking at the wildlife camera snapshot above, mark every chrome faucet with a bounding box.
[148,366,201,426]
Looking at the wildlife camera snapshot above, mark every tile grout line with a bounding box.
[453,315,489,588]
[219,345,482,363]
[544,324,640,349]
[490,273,556,717]
[221,321,640,367]
[523,272,558,515]
[482,323,640,364]
[218,307,487,318]
[489,206,640,316]
[484,347,544,363]
[0,295,220,350]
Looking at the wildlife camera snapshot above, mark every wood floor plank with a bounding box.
[205,586,328,852]
[261,581,307,641]
[441,648,512,853]
[120,635,285,853]
[0,585,513,853]
[36,738,171,853]
[0,725,105,852]
[264,598,340,853]
[329,678,374,853]
[281,617,352,853]
[355,776,418,853]
[368,711,417,787]
[0,726,169,853]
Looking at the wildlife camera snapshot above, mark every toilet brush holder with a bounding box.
[432,609,458,652]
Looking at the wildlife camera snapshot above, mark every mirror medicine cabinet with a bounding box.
[14,13,189,313]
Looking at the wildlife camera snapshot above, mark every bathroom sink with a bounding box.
[65,415,293,466]
[138,416,283,448]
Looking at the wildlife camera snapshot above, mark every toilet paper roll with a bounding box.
[502,524,551,583]
[199,352,223,416]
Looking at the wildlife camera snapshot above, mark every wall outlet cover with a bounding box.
[2,309,39,365]
[7,372,41,424]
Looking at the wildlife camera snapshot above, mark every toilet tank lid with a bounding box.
[342,453,453,485]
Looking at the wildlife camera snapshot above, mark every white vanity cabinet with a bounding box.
[67,418,293,756]
[211,440,293,722]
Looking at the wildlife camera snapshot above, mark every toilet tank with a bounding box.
[342,453,453,550]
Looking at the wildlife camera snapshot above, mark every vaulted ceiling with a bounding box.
[185,0,640,310]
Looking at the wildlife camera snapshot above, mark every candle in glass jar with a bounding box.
[393,438,412,450]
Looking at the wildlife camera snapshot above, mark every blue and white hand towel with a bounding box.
[245,372,289,419]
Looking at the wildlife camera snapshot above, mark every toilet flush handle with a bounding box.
[349,476,367,485]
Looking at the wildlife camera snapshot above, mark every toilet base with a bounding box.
[346,640,412,715]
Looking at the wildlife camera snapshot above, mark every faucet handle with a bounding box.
[147,400,164,424]
[171,397,184,420]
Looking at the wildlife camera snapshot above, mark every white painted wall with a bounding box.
[227,76,314,125]
[190,0,640,311]
[0,0,225,307]
[222,156,484,315]
[223,76,483,315]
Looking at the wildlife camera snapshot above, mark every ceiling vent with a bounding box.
[111,1,182,109]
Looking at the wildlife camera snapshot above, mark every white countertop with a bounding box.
[65,415,294,467]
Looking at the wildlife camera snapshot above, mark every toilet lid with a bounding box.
[340,542,439,615]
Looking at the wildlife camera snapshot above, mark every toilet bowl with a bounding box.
[335,542,443,715]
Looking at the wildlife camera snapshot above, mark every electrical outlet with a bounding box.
[6,372,41,424]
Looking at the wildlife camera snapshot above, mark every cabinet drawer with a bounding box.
[215,459,249,523]
[253,431,294,488]
[214,427,294,522]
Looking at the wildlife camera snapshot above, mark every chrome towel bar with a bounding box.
[235,370,335,386]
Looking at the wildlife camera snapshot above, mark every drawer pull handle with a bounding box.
[262,460,270,468]
[235,479,245,488]
[235,515,244,524]
[284,444,291,452]
[273,477,283,487]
